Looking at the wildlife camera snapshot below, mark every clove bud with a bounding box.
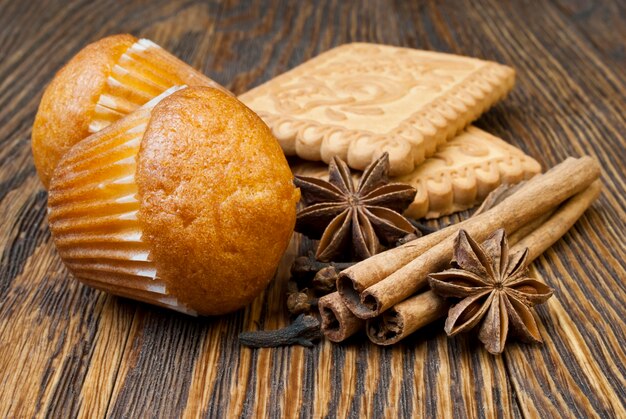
[311,266,339,293]
[291,252,354,284]
[287,290,318,315]
[239,314,322,348]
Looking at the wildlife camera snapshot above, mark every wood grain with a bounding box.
[0,0,624,417]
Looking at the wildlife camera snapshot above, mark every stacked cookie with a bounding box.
[34,36,538,315]
[239,43,540,219]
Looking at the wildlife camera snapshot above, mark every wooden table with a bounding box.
[1,0,624,417]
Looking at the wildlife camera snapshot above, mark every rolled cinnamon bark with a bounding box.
[337,227,461,317]
[318,292,364,342]
[507,209,554,245]
[513,179,601,261]
[366,180,601,345]
[366,291,449,345]
[317,292,365,342]
[345,156,600,319]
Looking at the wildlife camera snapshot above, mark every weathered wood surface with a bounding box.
[0,0,624,417]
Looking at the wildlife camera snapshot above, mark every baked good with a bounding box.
[32,34,228,188]
[239,43,515,176]
[395,126,541,218]
[47,87,299,315]
[291,126,540,219]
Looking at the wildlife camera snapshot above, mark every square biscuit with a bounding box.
[239,43,515,176]
[396,126,541,218]
[291,126,541,220]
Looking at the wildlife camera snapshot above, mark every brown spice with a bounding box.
[294,153,417,262]
[239,314,322,348]
[429,229,553,354]
[290,252,355,293]
[286,290,318,315]
[318,292,365,342]
[330,181,540,342]
[311,266,340,293]
[336,179,543,312]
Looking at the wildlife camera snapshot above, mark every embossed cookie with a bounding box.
[239,43,515,176]
[290,126,541,219]
[396,126,541,218]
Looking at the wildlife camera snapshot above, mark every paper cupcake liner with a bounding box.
[89,38,226,133]
[49,89,195,315]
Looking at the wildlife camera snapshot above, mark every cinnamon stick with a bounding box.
[336,226,461,317]
[513,179,601,261]
[318,292,364,342]
[366,180,601,345]
[341,156,600,318]
[507,209,554,245]
[338,171,546,302]
[366,291,449,345]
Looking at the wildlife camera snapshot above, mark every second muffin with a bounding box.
[32,34,229,188]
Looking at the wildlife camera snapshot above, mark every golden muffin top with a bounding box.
[137,87,300,314]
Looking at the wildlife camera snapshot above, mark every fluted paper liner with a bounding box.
[49,87,195,315]
[89,38,227,133]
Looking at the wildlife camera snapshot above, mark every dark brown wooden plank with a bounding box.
[549,0,626,66]
[0,0,624,417]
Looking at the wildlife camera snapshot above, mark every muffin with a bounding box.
[47,87,299,315]
[32,34,228,188]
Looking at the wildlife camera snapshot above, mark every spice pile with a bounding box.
[240,155,601,354]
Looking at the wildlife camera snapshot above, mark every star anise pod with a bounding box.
[294,153,418,262]
[428,229,553,354]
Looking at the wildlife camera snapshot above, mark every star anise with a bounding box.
[428,229,553,354]
[294,153,418,262]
